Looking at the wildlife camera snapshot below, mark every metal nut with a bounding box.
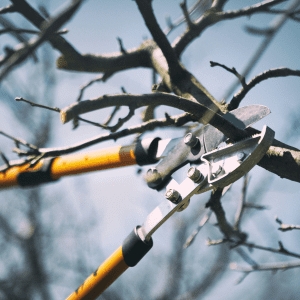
[187,167,203,183]
[177,199,190,212]
[184,133,198,147]
[165,189,181,204]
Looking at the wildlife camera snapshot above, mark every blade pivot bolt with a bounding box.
[184,133,199,147]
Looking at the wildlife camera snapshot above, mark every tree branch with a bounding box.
[183,210,212,249]
[275,216,300,231]
[219,0,288,20]
[135,0,183,78]
[0,0,85,80]
[230,260,300,273]
[173,0,287,57]
[234,175,250,230]
[228,67,300,110]
[59,92,247,140]
[210,61,246,88]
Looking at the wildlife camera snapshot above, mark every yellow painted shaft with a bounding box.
[51,145,136,180]
[66,246,129,300]
[0,161,44,188]
[0,145,136,188]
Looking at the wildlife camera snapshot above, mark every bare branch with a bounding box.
[135,0,183,77]
[0,4,16,14]
[230,260,300,273]
[206,188,248,245]
[180,0,195,29]
[73,72,113,129]
[103,106,121,126]
[117,37,127,54]
[59,93,247,141]
[22,112,196,158]
[210,61,246,88]
[244,241,300,259]
[234,175,250,230]
[243,202,269,210]
[10,0,83,66]
[0,151,10,168]
[164,0,213,35]
[0,0,85,80]
[183,210,212,249]
[0,28,68,36]
[0,130,38,151]
[15,97,60,112]
[222,0,300,102]
[173,0,290,57]
[275,216,300,231]
[228,67,300,111]
[219,0,288,20]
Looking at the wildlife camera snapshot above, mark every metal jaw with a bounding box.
[137,125,274,242]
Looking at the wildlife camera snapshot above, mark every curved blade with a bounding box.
[204,105,270,152]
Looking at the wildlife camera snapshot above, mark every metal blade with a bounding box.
[155,105,271,159]
[222,105,271,129]
[204,105,271,152]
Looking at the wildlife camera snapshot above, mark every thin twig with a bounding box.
[37,112,197,158]
[183,210,212,249]
[234,175,250,230]
[60,92,249,142]
[0,130,38,151]
[117,37,127,54]
[0,28,68,35]
[0,152,10,168]
[208,238,300,259]
[210,61,246,88]
[0,4,16,14]
[230,260,300,273]
[180,0,195,28]
[0,0,84,81]
[15,97,61,112]
[228,67,300,110]
[222,0,300,103]
[275,216,300,231]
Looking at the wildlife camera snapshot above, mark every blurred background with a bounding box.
[0,0,300,299]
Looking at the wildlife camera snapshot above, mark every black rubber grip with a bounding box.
[122,226,153,267]
[17,158,58,187]
[134,138,160,166]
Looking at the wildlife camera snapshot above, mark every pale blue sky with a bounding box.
[1,1,300,299]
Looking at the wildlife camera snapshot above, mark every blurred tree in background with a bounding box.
[0,1,300,299]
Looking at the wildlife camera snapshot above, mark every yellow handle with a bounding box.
[66,246,129,300]
[51,145,136,179]
[0,145,136,188]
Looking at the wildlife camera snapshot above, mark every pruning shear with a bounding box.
[0,105,274,300]
[63,105,273,300]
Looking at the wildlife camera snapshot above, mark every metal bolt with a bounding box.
[184,133,198,147]
[187,167,203,183]
[146,167,162,186]
[212,165,223,178]
[177,199,190,212]
[165,189,181,204]
[147,167,158,175]
[237,152,246,163]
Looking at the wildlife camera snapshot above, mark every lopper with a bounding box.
[0,105,274,300]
